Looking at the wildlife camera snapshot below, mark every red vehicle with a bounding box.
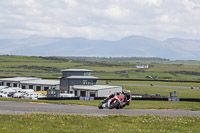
[98,90,132,109]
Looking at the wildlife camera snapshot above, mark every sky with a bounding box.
[0,0,200,41]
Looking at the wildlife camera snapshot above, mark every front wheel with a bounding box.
[98,102,104,109]
[109,100,120,109]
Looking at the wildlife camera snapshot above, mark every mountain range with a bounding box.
[0,35,200,60]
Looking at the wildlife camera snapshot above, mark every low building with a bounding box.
[72,85,122,97]
[0,77,40,87]
[136,65,149,68]
[20,79,60,91]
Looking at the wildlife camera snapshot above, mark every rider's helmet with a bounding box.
[122,90,127,94]
[126,90,131,100]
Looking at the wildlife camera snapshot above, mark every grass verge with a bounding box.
[0,114,199,133]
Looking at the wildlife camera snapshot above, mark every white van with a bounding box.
[13,89,34,98]
[0,87,21,98]
[0,86,8,90]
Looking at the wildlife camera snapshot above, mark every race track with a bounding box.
[0,101,200,116]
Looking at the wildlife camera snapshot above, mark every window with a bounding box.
[84,72,91,76]
[1,82,4,86]
[83,80,96,85]
[6,83,10,87]
[75,90,77,96]
[80,91,86,97]
[36,86,41,91]
[22,85,26,89]
[13,83,18,87]
[29,85,33,89]
[44,87,49,91]
[83,80,88,85]
[70,91,73,94]
[90,92,96,97]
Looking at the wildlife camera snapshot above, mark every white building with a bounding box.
[71,85,122,97]
[0,77,59,91]
[20,79,60,91]
[136,65,149,68]
[0,77,40,87]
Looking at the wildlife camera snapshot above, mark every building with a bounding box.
[72,85,122,97]
[60,69,122,97]
[20,79,59,91]
[0,77,40,87]
[136,65,149,68]
[0,69,122,97]
[0,77,59,91]
[60,69,99,93]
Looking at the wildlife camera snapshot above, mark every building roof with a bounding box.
[61,69,93,72]
[0,77,40,82]
[72,85,121,91]
[66,76,99,79]
[20,79,60,85]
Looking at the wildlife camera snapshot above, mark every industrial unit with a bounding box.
[0,77,40,87]
[20,79,59,91]
[0,77,59,91]
[72,85,122,97]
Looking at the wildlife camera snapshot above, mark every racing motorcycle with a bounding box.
[98,90,132,109]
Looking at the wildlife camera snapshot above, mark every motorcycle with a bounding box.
[98,90,132,109]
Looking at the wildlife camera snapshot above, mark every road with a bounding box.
[0,101,200,116]
[109,83,200,90]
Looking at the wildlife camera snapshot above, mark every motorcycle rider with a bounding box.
[99,90,131,109]
[117,90,131,109]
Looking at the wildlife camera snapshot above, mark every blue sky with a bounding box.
[1,0,200,40]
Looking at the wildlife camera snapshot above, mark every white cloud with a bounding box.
[104,5,130,19]
[0,0,200,40]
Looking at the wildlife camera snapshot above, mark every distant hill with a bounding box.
[0,35,200,60]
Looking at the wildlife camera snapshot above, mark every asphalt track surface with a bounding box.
[0,101,200,116]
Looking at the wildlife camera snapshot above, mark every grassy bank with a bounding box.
[1,55,200,80]
[0,114,199,133]
[119,85,200,98]
[107,80,200,87]
[1,98,200,111]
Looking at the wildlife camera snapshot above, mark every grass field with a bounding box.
[0,114,199,133]
[1,55,200,80]
[106,80,200,87]
[0,98,200,111]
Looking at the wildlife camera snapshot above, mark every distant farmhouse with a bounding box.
[0,69,122,97]
[136,65,149,68]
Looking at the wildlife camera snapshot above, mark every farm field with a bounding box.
[105,80,200,88]
[1,55,200,80]
[0,114,199,133]
[0,98,199,111]
[121,85,200,98]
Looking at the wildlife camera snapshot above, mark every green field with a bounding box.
[0,114,199,133]
[1,55,200,80]
[106,80,200,87]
